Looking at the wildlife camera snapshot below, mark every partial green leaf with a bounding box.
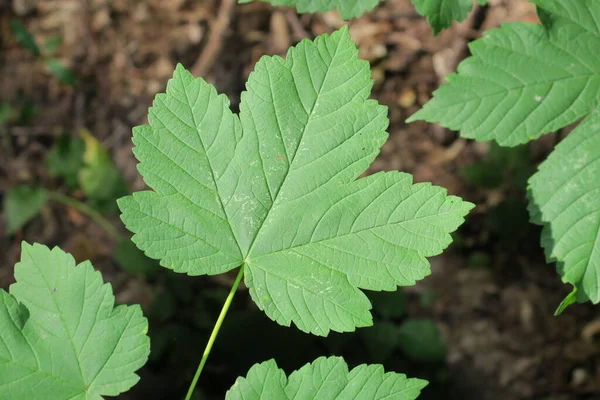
[398,318,446,363]
[226,356,427,400]
[46,133,85,188]
[239,0,382,19]
[46,58,77,86]
[528,111,600,304]
[9,20,41,56]
[411,0,484,35]
[409,0,600,146]
[79,129,128,211]
[119,28,473,336]
[554,285,578,315]
[0,242,150,399]
[4,186,48,234]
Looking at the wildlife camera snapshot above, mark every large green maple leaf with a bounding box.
[119,27,473,336]
[0,243,149,399]
[226,357,427,399]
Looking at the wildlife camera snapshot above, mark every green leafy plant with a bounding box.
[119,26,471,397]
[409,0,600,310]
[241,0,485,33]
[0,243,150,398]
[4,130,127,236]
[9,19,76,86]
[226,357,427,399]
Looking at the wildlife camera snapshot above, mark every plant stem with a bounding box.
[184,265,245,400]
[48,191,122,241]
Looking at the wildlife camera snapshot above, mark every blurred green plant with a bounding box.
[9,19,76,86]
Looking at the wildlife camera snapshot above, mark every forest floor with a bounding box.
[1,1,600,399]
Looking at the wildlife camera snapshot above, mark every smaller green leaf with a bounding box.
[114,239,161,276]
[4,186,48,234]
[79,129,128,211]
[399,318,446,363]
[226,356,427,400]
[9,20,40,56]
[0,242,150,399]
[46,134,85,188]
[44,35,63,54]
[46,58,76,86]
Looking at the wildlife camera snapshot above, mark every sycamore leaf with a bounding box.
[226,356,427,400]
[0,243,150,399]
[409,0,600,146]
[4,186,48,234]
[411,0,486,35]
[238,0,382,19]
[528,111,600,304]
[119,27,473,336]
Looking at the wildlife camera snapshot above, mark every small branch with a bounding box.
[184,265,245,400]
[191,0,237,77]
[48,191,122,242]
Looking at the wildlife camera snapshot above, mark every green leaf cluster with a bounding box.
[410,0,600,307]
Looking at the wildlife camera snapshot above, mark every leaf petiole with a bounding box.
[184,265,245,400]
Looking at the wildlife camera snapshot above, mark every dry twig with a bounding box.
[191,0,236,77]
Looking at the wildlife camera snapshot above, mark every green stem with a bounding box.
[184,265,245,400]
[48,191,122,241]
